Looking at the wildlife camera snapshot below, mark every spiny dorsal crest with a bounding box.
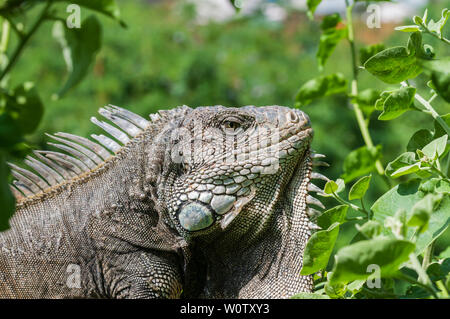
[8,104,179,203]
[305,151,330,232]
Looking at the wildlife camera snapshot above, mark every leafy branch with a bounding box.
[344,1,388,186]
[0,0,124,231]
[0,1,52,82]
[294,1,450,300]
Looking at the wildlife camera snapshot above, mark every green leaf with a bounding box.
[324,280,346,299]
[291,292,330,299]
[346,279,366,295]
[385,209,408,239]
[295,73,347,107]
[421,135,448,159]
[0,113,22,147]
[349,175,371,200]
[317,205,349,229]
[341,145,382,183]
[359,43,385,65]
[52,16,102,98]
[420,178,450,194]
[422,9,429,24]
[329,238,415,285]
[404,285,431,298]
[421,44,435,59]
[229,0,242,12]
[371,179,450,253]
[406,32,422,56]
[320,13,341,30]
[408,193,443,233]
[3,82,44,135]
[317,14,347,69]
[301,222,340,275]
[57,0,124,26]
[323,178,345,197]
[355,220,383,239]
[0,155,15,231]
[413,15,423,25]
[426,8,449,36]
[395,25,421,32]
[434,113,450,138]
[385,152,420,178]
[377,86,416,121]
[427,259,450,282]
[406,129,434,152]
[422,58,450,103]
[324,180,338,194]
[391,163,421,178]
[306,0,322,19]
[439,247,450,259]
[374,91,389,111]
[364,46,422,84]
[404,32,434,60]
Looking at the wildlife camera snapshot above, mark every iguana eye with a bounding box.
[222,119,242,133]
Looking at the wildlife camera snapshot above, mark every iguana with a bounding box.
[0,104,328,298]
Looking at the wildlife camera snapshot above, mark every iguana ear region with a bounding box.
[178,202,215,231]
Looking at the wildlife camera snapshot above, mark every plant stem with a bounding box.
[332,192,368,216]
[1,15,24,38]
[436,280,449,297]
[422,28,450,46]
[0,19,10,55]
[445,153,450,177]
[401,82,450,136]
[428,93,437,104]
[409,252,436,292]
[314,282,326,290]
[0,2,52,82]
[0,18,10,87]
[430,165,447,179]
[422,240,434,270]
[345,2,390,187]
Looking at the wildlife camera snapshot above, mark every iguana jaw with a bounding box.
[219,187,256,230]
[186,147,313,298]
[237,147,314,298]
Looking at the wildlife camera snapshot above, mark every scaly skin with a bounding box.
[0,105,316,298]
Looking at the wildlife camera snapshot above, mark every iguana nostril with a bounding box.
[287,110,299,123]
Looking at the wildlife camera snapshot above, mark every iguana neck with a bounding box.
[189,153,313,298]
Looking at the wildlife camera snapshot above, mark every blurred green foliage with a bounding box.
[0,0,448,268]
[0,0,124,229]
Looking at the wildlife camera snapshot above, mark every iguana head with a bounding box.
[157,105,313,238]
[155,105,323,297]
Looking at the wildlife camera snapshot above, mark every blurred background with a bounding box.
[9,0,450,251]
